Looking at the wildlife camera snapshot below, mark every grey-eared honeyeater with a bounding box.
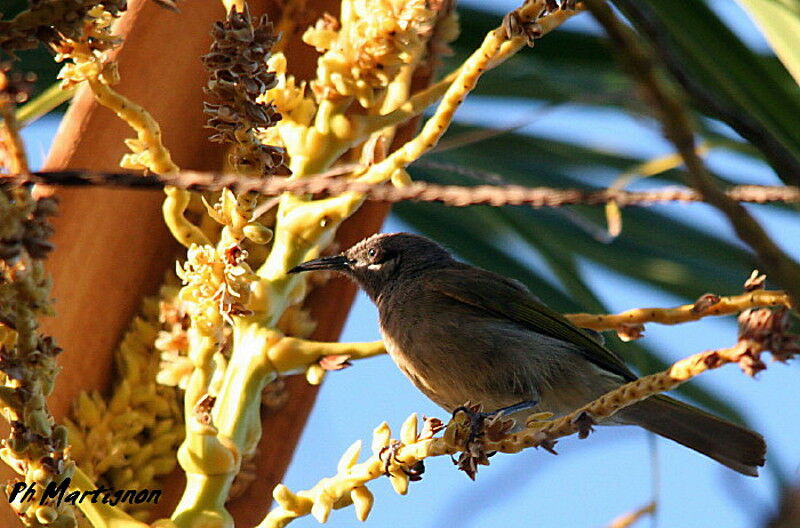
[290,232,765,476]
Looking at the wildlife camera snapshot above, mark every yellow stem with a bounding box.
[255,191,363,320]
[213,323,277,449]
[269,338,386,374]
[182,329,218,428]
[568,289,791,330]
[85,78,209,247]
[358,1,582,184]
[360,7,581,138]
[0,101,30,175]
[360,28,504,183]
[171,473,233,528]
[70,467,147,528]
[606,501,657,528]
[272,289,791,370]
[87,78,176,174]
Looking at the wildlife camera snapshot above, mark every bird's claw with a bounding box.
[380,440,402,476]
[448,403,516,480]
[451,403,518,443]
[451,404,491,445]
[380,440,426,481]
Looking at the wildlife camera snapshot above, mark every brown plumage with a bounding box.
[291,232,766,476]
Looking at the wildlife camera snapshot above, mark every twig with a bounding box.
[0,94,29,175]
[6,170,800,208]
[570,288,792,338]
[526,341,760,446]
[15,82,76,127]
[585,0,800,309]
[606,501,656,528]
[358,1,577,185]
[275,287,792,370]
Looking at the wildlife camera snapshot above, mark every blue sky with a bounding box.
[19,2,800,526]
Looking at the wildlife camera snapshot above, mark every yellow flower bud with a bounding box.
[273,484,311,514]
[109,379,131,414]
[390,168,412,187]
[243,223,274,244]
[337,440,362,473]
[305,364,325,386]
[389,472,409,495]
[351,486,374,521]
[371,422,392,455]
[75,392,101,427]
[400,413,418,444]
[311,490,335,523]
[34,505,59,524]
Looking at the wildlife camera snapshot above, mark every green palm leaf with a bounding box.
[612,0,800,183]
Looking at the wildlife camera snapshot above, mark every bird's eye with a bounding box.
[367,248,377,258]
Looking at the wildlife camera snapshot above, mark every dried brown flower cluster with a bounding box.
[0,336,74,528]
[445,403,515,480]
[736,307,798,373]
[0,191,56,261]
[203,5,286,175]
[0,0,127,55]
[503,0,576,45]
[0,78,74,523]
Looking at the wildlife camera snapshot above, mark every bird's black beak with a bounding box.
[289,255,352,274]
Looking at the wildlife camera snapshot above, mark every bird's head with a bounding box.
[289,232,453,300]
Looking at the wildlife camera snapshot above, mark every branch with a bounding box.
[8,170,800,208]
[569,287,793,340]
[606,501,656,528]
[585,0,800,309]
[277,287,792,374]
[267,338,386,385]
[0,89,29,175]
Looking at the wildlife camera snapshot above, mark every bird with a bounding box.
[289,232,766,476]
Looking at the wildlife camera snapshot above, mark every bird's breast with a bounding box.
[377,300,545,412]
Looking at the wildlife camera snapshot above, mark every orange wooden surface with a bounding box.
[2,0,230,524]
[40,0,229,419]
[1,0,428,525]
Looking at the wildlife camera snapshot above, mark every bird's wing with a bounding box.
[427,265,638,381]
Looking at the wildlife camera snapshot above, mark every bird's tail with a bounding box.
[618,394,766,476]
